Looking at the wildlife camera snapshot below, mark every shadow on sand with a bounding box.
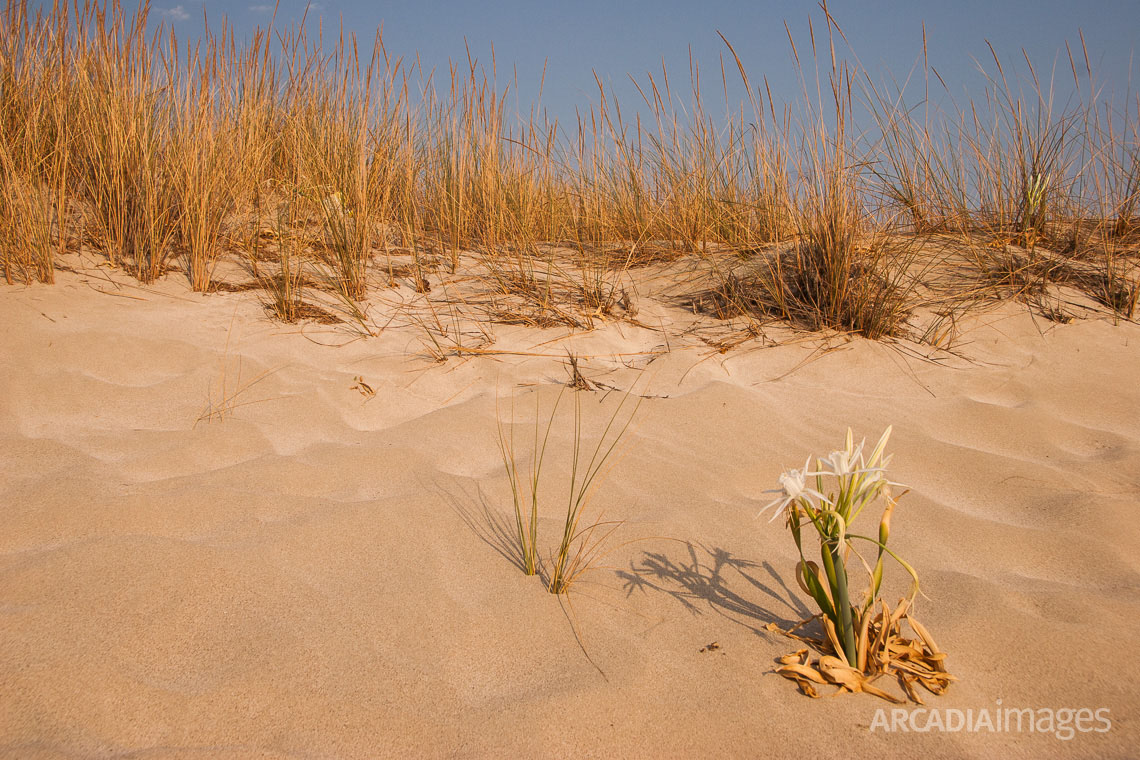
[432,474,531,574]
[616,542,814,633]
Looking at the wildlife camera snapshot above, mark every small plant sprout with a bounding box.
[547,389,640,594]
[761,427,956,703]
[496,387,641,593]
[496,391,559,577]
[1025,173,1050,218]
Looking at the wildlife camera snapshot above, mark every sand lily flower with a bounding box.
[819,427,882,478]
[758,426,921,670]
[820,447,860,478]
[813,428,905,521]
[765,428,950,702]
[759,457,827,521]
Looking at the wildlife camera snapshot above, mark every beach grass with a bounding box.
[0,0,1135,335]
[496,387,639,594]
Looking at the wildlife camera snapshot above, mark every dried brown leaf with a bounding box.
[777,663,830,685]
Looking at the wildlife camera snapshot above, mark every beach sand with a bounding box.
[2,259,1138,758]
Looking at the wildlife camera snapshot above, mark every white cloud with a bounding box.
[160,5,190,21]
[249,4,273,12]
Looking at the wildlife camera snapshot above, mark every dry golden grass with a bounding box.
[0,0,1136,335]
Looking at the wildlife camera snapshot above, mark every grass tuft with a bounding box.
[495,387,640,594]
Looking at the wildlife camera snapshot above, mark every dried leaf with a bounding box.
[777,649,809,666]
[821,617,849,666]
[860,679,906,704]
[793,678,821,699]
[899,674,924,705]
[795,560,822,597]
[770,607,954,704]
[818,656,863,691]
[856,607,872,672]
[777,663,829,685]
[906,615,946,671]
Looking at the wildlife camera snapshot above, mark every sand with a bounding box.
[2,259,1139,759]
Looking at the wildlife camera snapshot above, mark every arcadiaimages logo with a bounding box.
[869,701,1112,740]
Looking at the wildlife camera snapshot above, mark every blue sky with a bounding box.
[148,0,1138,123]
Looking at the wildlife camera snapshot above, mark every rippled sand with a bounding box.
[2,262,1138,758]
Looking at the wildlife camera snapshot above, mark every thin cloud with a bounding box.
[249,4,273,12]
[160,5,190,21]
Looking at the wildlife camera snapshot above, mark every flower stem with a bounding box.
[821,536,857,665]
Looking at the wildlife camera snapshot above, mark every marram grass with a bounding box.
[2,0,1136,333]
[497,387,640,594]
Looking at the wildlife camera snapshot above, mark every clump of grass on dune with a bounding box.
[1080,60,1140,320]
[496,391,556,577]
[167,35,243,293]
[547,388,640,594]
[71,4,179,283]
[496,387,640,594]
[642,46,793,254]
[861,26,972,237]
[966,44,1081,254]
[259,193,306,323]
[1,0,1136,335]
[279,26,388,304]
[420,59,599,327]
[714,11,919,339]
[862,29,1139,323]
[773,145,917,339]
[0,1,72,285]
[0,145,62,285]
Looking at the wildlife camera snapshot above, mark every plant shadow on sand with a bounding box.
[434,473,619,678]
[432,475,532,575]
[617,543,815,633]
[438,470,816,636]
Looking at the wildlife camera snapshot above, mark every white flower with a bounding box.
[852,460,904,502]
[818,427,903,496]
[820,447,859,478]
[758,457,828,522]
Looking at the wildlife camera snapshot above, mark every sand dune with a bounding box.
[2,264,1139,758]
